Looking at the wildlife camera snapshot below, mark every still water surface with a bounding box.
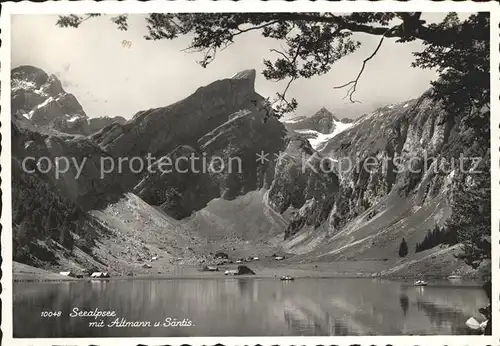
[13,278,488,337]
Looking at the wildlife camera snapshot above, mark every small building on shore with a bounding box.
[90,272,110,278]
[214,252,229,259]
[59,271,75,277]
[201,265,219,272]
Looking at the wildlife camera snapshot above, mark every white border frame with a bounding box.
[1,1,498,345]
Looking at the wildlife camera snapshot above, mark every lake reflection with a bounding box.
[13,278,488,337]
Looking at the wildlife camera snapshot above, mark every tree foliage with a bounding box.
[12,159,98,264]
[415,224,457,253]
[412,13,489,115]
[398,238,408,258]
[56,12,489,118]
[445,151,491,270]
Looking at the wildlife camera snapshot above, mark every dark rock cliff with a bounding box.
[278,90,489,272]
[11,65,127,135]
[125,69,287,218]
[267,137,339,239]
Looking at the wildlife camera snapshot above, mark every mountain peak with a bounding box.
[312,107,339,122]
[11,65,92,134]
[12,65,49,89]
[231,69,256,80]
[230,69,256,88]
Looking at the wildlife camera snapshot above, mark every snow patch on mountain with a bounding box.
[230,69,256,82]
[282,116,307,124]
[295,120,353,150]
[66,115,81,122]
[36,96,54,109]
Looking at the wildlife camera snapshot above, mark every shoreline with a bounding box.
[13,260,480,284]
[14,271,481,285]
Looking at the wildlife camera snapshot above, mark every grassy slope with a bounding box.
[281,191,473,278]
[18,187,472,279]
[184,189,285,256]
[38,190,286,277]
[13,261,78,282]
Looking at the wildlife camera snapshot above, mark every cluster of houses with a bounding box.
[58,252,285,280]
[59,271,110,279]
[214,252,260,264]
[202,264,256,274]
[199,252,258,275]
[235,256,259,264]
[230,254,285,262]
[137,255,159,263]
[59,271,81,278]
[139,255,161,269]
[225,265,255,275]
[224,269,238,275]
[58,254,162,278]
[207,251,285,271]
[204,265,219,272]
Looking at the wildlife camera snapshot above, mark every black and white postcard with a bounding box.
[1,1,498,345]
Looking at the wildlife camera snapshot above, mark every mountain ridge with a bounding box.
[10,65,486,278]
[11,65,126,136]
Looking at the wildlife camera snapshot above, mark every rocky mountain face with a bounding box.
[88,116,127,133]
[93,69,286,218]
[12,67,287,217]
[279,91,488,276]
[11,67,287,273]
[267,137,339,239]
[322,92,469,233]
[11,65,125,135]
[11,122,126,211]
[91,69,264,157]
[11,65,486,277]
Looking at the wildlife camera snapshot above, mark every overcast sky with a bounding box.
[12,13,458,120]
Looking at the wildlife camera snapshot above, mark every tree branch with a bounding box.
[55,12,488,117]
[333,29,390,103]
[234,20,281,37]
[269,48,290,61]
[238,13,481,47]
[277,76,296,107]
